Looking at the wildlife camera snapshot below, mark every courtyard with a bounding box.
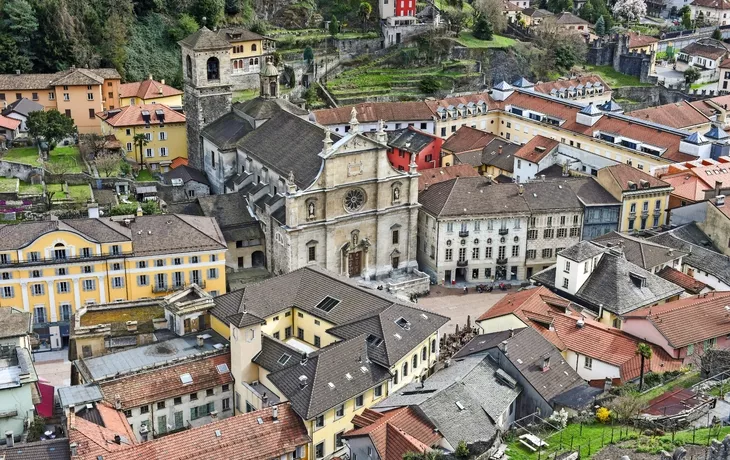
[417,285,506,334]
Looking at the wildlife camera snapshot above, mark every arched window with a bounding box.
[254,57,259,65]
[206,57,219,80]
[186,55,192,80]
[249,58,254,66]
[54,243,67,260]
[252,43,257,52]
[270,81,277,97]
[233,60,238,70]
[402,361,409,377]
[421,346,427,361]
[393,369,399,385]
[412,354,418,369]
[431,338,436,353]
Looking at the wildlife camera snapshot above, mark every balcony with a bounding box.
[457,260,468,267]
[496,257,508,265]
[459,230,469,237]
[498,228,509,236]
[641,210,649,218]
[629,212,636,220]
[152,285,169,293]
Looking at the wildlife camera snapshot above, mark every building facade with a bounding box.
[119,77,184,107]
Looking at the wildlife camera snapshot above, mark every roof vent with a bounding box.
[717,194,726,207]
[576,318,585,328]
[345,373,353,380]
[298,375,308,389]
[627,181,637,190]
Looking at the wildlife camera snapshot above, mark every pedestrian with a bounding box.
[463,286,468,294]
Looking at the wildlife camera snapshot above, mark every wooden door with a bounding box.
[348,251,362,277]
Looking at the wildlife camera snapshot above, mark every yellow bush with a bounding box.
[596,407,611,423]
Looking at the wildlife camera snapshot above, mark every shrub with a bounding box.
[643,372,662,388]
[419,75,442,94]
[141,200,159,215]
[473,16,494,40]
[455,440,470,459]
[111,203,139,216]
[596,406,611,423]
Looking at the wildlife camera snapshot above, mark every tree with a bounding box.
[168,14,199,42]
[579,1,595,21]
[595,15,606,36]
[685,66,701,85]
[0,33,32,73]
[455,441,470,459]
[608,393,645,422]
[225,0,241,15]
[697,11,706,27]
[546,0,573,13]
[444,8,469,35]
[133,133,149,165]
[682,10,692,29]
[669,5,677,17]
[79,133,109,161]
[191,0,224,28]
[419,75,442,94]
[26,110,75,150]
[473,16,494,40]
[612,0,646,22]
[636,342,653,391]
[2,0,38,60]
[329,15,340,36]
[359,2,372,31]
[713,28,723,40]
[474,0,507,32]
[95,152,125,177]
[303,46,314,65]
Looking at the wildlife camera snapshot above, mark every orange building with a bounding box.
[0,67,121,134]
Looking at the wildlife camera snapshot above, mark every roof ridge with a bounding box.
[172,214,226,249]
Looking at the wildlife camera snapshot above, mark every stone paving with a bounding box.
[417,285,507,335]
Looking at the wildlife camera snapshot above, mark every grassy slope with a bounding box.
[3,146,84,172]
[584,65,651,88]
[456,32,517,48]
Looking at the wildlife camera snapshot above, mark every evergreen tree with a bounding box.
[595,15,605,36]
[473,16,494,40]
[579,1,595,21]
[682,10,692,29]
[329,15,339,36]
[190,0,224,28]
[713,28,723,40]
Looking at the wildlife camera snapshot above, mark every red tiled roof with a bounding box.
[623,291,730,348]
[627,32,659,48]
[100,353,232,409]
[97,104,185,127]
[532,75,611,96]
[662,175,706,201]
[78,403,310,460]
[476,286,571,322]
[69,401,137,460]
[0,115,20,130]
[601,163,670,191]
[514,135,559,163]
[657,266,709,294]
[660,158,730,201]
[345,408,441,460]
[545,313,682,382]
[691,0,730,10]
[312,102,433,125]
[442,126,496,154]
[119,79,183,100]
[418,164,480,191]
[627,101,711,129]
[170,157,189,169]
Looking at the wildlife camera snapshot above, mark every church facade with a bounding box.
[180,27,428,291]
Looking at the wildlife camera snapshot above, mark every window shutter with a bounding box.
[10,286,14,298]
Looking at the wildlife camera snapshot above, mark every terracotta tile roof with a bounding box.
[544,313,682,382]
[623,291,730,348]
[476,286,574,322]
[99,353,232,409]
[660,158,730,200]
[424,93,494,115]
[68,402,137,460]
[656,266,709,294]
[691,0,730,9]
[0,115,20,130]
[418,164,480,191]
[555,11,590,24]
[345,407,441,460]
[514,135,559,163]
[119,79,183,100]
[170,157,188,169]
[441,126,496,154]
[312,101,433,125]
[627,101,710,129]
[532,75,611,96]
[80,403,310,460]
[0,68,120,90]
[662,174,707,201]
[601,163,670,191]
[98,104,185,127]
[627,32,659,48]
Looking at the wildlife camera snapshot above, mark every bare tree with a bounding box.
[473,0,507,32]
[95,152,124,177]
[79,133,109,161]
[608,393,645,422]
[43,159,74,207]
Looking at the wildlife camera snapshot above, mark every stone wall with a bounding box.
[612,86,695,111]
[0,160,43,182]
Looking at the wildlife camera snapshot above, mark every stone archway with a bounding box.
[251,251,265,268]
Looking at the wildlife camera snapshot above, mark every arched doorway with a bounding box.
[251,251,265,268]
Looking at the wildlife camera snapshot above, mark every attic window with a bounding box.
[395,317,411,330]
[629,272,647,288]
[180,373,193,384]
[366,334,383,347]
[216,363,230,374]
[278,354,291,365]
[315,296,340,313]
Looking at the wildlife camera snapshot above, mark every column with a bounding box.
[98,276,106,304]
[20,282,29,312]
[47,280,56,323]
[73,279,81,311]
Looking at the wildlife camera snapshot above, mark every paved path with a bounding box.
[417,285,507,335]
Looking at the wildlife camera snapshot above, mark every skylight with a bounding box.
[278,354,291,365]
[180,373,193,384]
[345,373,353,380]
[216,363,229,374]
[395,317,411,330]
[328,382,335,389]
[315,296,340,313]
[366,334,383,347]
[455,401,465,411]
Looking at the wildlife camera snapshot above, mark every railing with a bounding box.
[0,251,135,267]
[456,260,468,267]
[152,285,168,293]
[496,257,508,265]
[498,228,509,235]
[459,230,469,237]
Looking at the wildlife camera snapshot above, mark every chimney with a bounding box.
[444,359,451,368]
[509,328,514,338]
[114,434,121,444]
[272,405,279,421]
[717,195,726,207]
[196,335,204,347]
[500,340,508,354]
[87,203,100,219]
[148,74,153,80]
[300,351,308,365]
[498,145,503,155]
[486,174,493,184]
[518,184,524,195]
[114,394,122,410]
[577,318,585,328]
[298,375,308,389]
[716,180,723,197]
[160,79,165,85]
[542,355,550,372]
[5,431,13,447]
[136,205,143,217]
[541,174,546,182]
[126,320,138,332]
[70,442,78,456]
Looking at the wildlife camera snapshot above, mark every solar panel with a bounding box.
[315,296,340,313]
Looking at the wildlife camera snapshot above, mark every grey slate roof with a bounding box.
[235,97,308,122]
[0,438,70,460]
[217,27,268,42]
[592,231,686,270]
[200,112,253,150]
[236,110,339,189]
[179,26,230,50]
[126,214,226,256]
[418,178,531,218]
[453,330,525,359]
[267,335,392,420]
[498,327,585,403]
[481,140,519,173]
[522,181,583,212]
[197,191,256,228]
[0,219,129,250]
[252,335,303,372]
[57,384,103,408]
[550,384,603,410]
[163,165,210,186]
[2,98,43,117]
[386,128,437,154]
[565,177,621,206]
[0,307,31,339]
[557,240,605,262]
[649,224,730,285]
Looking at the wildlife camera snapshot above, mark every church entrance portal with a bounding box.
[348,251,362,277]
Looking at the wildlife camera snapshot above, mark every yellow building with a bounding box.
[596,164,673,232]
[0,214,226,348]
[0,67,121,134]
[97,104,187,172]
[210,266,448,460]
[217,27,276,90]
[119,76,183,107]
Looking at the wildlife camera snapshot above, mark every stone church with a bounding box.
[179,27,428,291]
